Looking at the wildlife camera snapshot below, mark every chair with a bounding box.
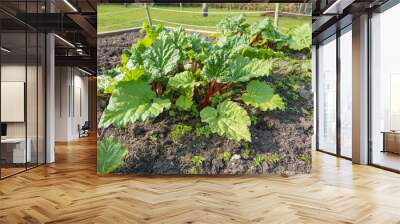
[79,121,90,138]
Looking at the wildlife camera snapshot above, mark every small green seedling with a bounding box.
[265,153,280,165]
[191,155,205,167]
[149,134,157,142]
[241,142,250,150]
[250,115,258,125]
[222,152,232,162]
[169,110,176,117]
[266,121,274,130]
[171,124,192,142]
[195,125,212,137]
[254,155,266,167]
[241,149,251,160]
[188,167,198,174]
[300,154,310,165]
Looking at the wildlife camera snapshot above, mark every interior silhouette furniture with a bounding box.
[1,138,32,165]
[382,131,400,154]
[78,121,90,138]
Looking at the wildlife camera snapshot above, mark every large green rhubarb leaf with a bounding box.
[97,68,124,94]
[169,27,187,46]
[217,15,250,36]
[251,19,286,40]
[242,80,285,111]
[200,100,251,142]
[99,80,171,128]
[140,23,164,47]
[123,68,144,81]
[217,33,249,51]
[250,18,290,50]
[237,45,284,59]
[176,95,193,111]
[288,24,312,51]
[97,75,115,94]
[168,71,201,89]
[129,42,147,66]
[202,50,230,82]
[97,137,128,175]
[203,52,272,84]
[230,56,272,82]
[144,38,180,81]
[127,24,164,67]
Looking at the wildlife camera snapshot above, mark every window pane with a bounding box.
[340,28,352,158]
[27,31,38,169]
[371,4,400,171]
[1,31,27,177]
[38,33,45,165]
[318,36,337,154]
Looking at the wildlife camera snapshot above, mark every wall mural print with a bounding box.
[97,3,313,175]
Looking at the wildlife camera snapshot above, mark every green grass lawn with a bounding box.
[98,4,311,33]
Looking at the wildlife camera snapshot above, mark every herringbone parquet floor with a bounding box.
[1,136,400,224]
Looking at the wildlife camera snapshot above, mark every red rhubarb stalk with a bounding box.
[199,81,230,109]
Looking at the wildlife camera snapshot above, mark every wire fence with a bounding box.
[98,5,310,34]
[152,19,217,29]
[149,7,310,16]
[100,6,310,17]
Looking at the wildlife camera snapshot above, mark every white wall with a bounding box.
[54,67,89,141]
[72,73,89,138]
[55,66,69,141]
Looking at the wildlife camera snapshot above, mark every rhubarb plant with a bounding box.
[97,137,128,175]
[242,80,285,111]
[98,16,311,142]
[99,80,171,128]
[200,100,251,142]
[176,95,193,111]
[288,23,312,51]
[144,37,180,81]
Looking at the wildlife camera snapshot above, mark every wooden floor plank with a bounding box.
[0,136,400,223]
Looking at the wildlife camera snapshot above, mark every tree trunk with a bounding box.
[202,3,208,17]
[144,3,152,27]
[305,3,311,14]
[298,3,303,13]
[274,3,280,28]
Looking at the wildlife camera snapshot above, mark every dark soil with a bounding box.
[97,31,313,176]
[98,30,142,74]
